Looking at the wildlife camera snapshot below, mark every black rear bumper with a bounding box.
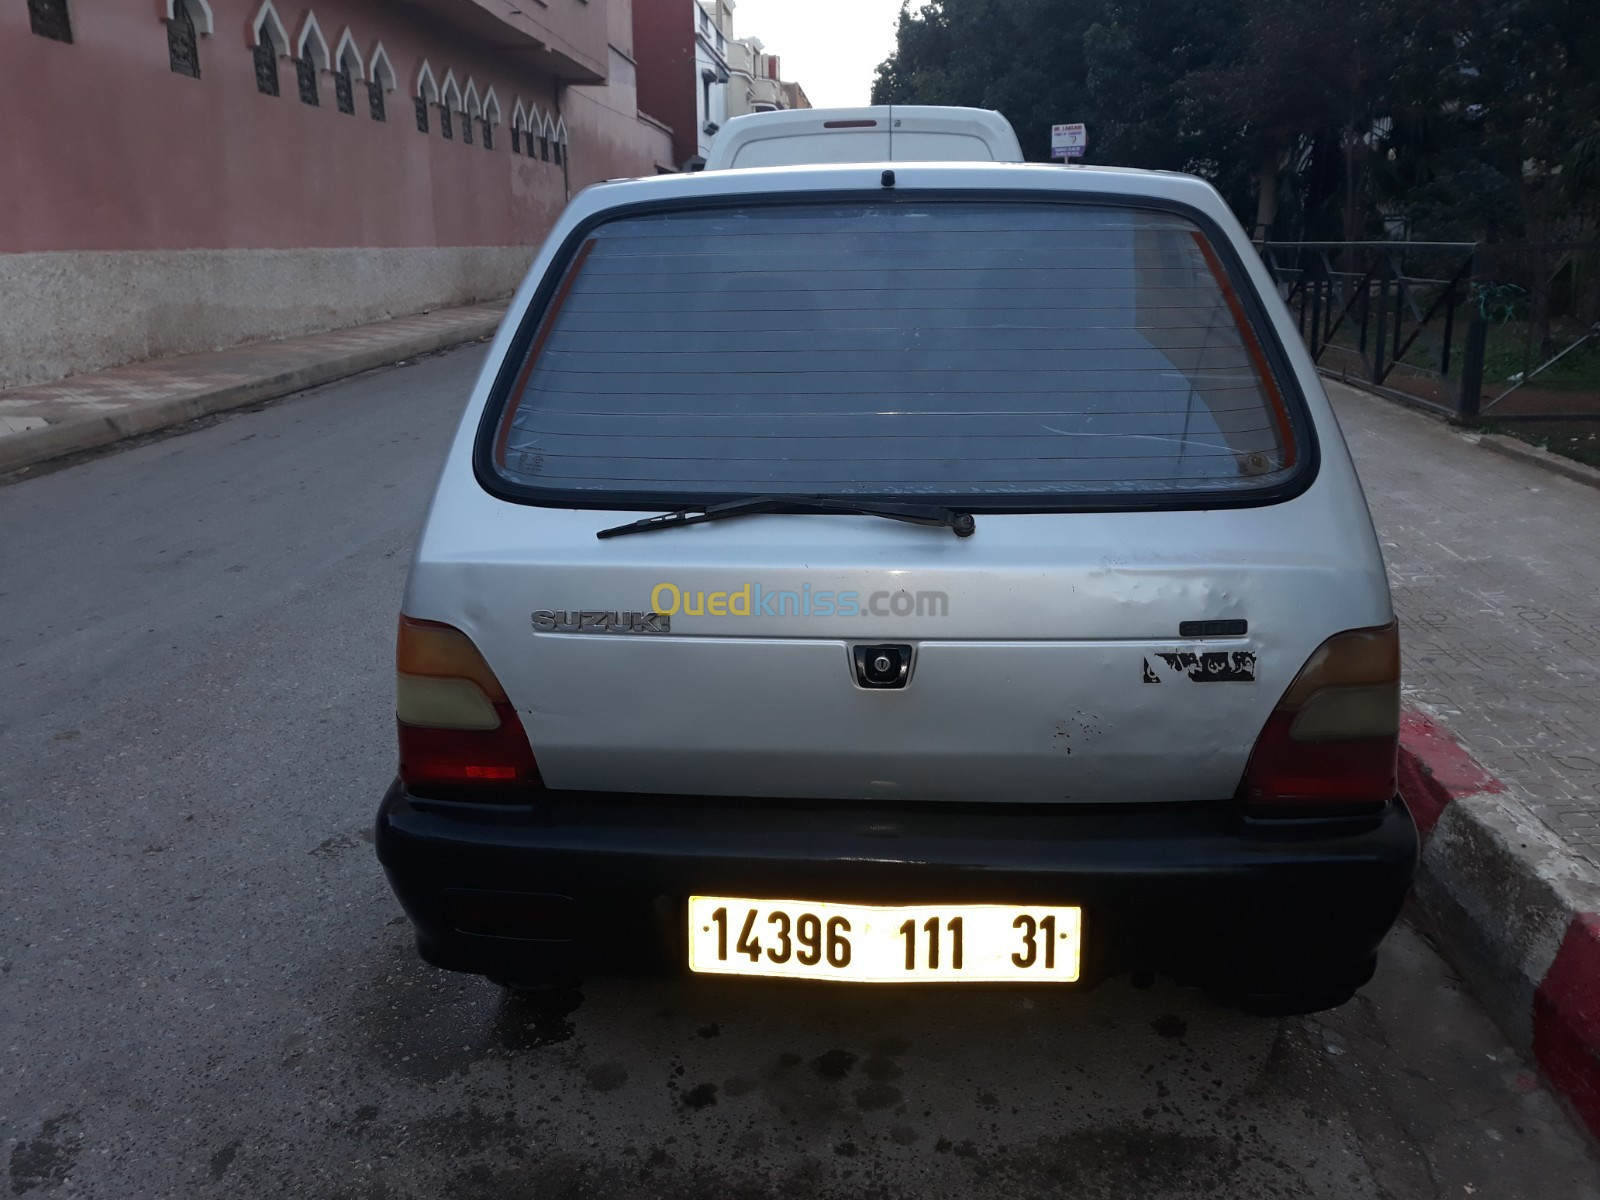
[375,781,1418,997]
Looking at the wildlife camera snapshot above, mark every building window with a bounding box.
[168,0,201,79]
[463,84,483,146]
[28,0,72,43]
[367,46,395,121]
[254,32,280,95]
[334,61,354,114]
[513,103,532,156]
[414,95,429,133]
[251,4,288,95]
[439,106,454,140]
[481,94,501,151]
[294,18,330,106]
[539,131,550,161]
[297,57,318,105]
[553,139,563,166]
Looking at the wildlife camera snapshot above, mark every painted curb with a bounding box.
[0,313,502,477]
[1397,709,1503,837]
[1475,434,1600,492]
[1401,704,1600,1140]
[1536,914,1600,1140]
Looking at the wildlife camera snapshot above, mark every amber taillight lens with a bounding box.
[1239,622,1400,814]
[396,616,540,796]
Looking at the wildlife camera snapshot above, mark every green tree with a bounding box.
[873,0,1102,162]
[1081,0,1248,179]
[872,0,1600,245]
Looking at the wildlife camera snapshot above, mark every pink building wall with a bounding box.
[632,0,699,169]
[0,0,674,386]
[566,0,677,182]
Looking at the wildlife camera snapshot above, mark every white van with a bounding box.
[703,105,1024,169]
[377,158,1416,1013]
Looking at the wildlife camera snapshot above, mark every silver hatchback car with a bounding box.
[376,151,1416,1013]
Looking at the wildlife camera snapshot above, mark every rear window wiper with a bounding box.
[596,495,977,540]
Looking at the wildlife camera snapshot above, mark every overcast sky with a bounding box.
[729,0,925,109]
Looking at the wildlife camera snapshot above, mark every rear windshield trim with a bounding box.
[472,189,1321,514]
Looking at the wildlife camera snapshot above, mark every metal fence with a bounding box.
[1258,241,1600,424]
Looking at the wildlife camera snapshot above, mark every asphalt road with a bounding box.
[2,345,1597,1200]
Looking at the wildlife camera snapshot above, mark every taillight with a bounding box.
[1239,622,1399,814]
[396,616,540,797]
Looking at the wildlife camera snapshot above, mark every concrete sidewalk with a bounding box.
[1332,381,1600,870]
[1331,380,1600,1139]
[0,302,506,475]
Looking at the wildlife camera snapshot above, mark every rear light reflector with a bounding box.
[1289,684,1400,742]
[396,674,501,730]
[1239,622,1400,814]
[396,617,540,797]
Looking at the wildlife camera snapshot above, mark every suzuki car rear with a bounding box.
[376,160,1417,1012]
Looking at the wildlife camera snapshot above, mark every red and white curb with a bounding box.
[1401,705,1600,1141]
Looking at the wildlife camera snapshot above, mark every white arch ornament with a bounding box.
[296,12,331,70]
[439,70,463,113]
[250,0,289,50]
[368,42,397,90]
[166,0,215,35]
[333,28,365,79]
[415,60,439,103]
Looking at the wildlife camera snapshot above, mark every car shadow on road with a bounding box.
[328,934,1333,1199]
[292,921,1600,1200]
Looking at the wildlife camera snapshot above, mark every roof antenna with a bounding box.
[881,169,895,188]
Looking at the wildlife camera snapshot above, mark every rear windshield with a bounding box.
[489,201,1304,506]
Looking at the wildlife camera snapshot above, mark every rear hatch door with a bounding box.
[415,189,1380,804]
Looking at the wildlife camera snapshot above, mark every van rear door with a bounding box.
[703,106,1024,169]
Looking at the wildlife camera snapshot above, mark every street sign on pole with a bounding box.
[1050,122,1087,160]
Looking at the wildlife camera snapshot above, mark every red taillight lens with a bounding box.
[396,617,540,797]
[1239,623,1400,814]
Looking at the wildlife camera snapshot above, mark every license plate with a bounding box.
[687,897,1082,983]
